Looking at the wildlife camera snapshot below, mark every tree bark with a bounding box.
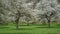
[48,19,50,28]
[15,16,19,30]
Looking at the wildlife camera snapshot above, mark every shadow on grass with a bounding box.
[36,26,60,28]
[0,33,32,34]
[56,24,60,26]
[13,28,32,30]
[0,26,9,29]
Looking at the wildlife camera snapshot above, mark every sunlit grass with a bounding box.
[0,23,60,34]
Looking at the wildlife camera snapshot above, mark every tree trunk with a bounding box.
[15,16,19,30]
[48,20,50,28]
[16,21,18,30]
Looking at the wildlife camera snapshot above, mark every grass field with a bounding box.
[0,23,60,34]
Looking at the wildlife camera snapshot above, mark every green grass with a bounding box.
[0,23,60,34]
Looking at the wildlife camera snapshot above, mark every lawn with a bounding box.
[0,23,60,34]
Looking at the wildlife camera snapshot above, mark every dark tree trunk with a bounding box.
[15,10,20,30]
[15,16,19,30]
[16,21,18,30]
[47,19,50,28]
